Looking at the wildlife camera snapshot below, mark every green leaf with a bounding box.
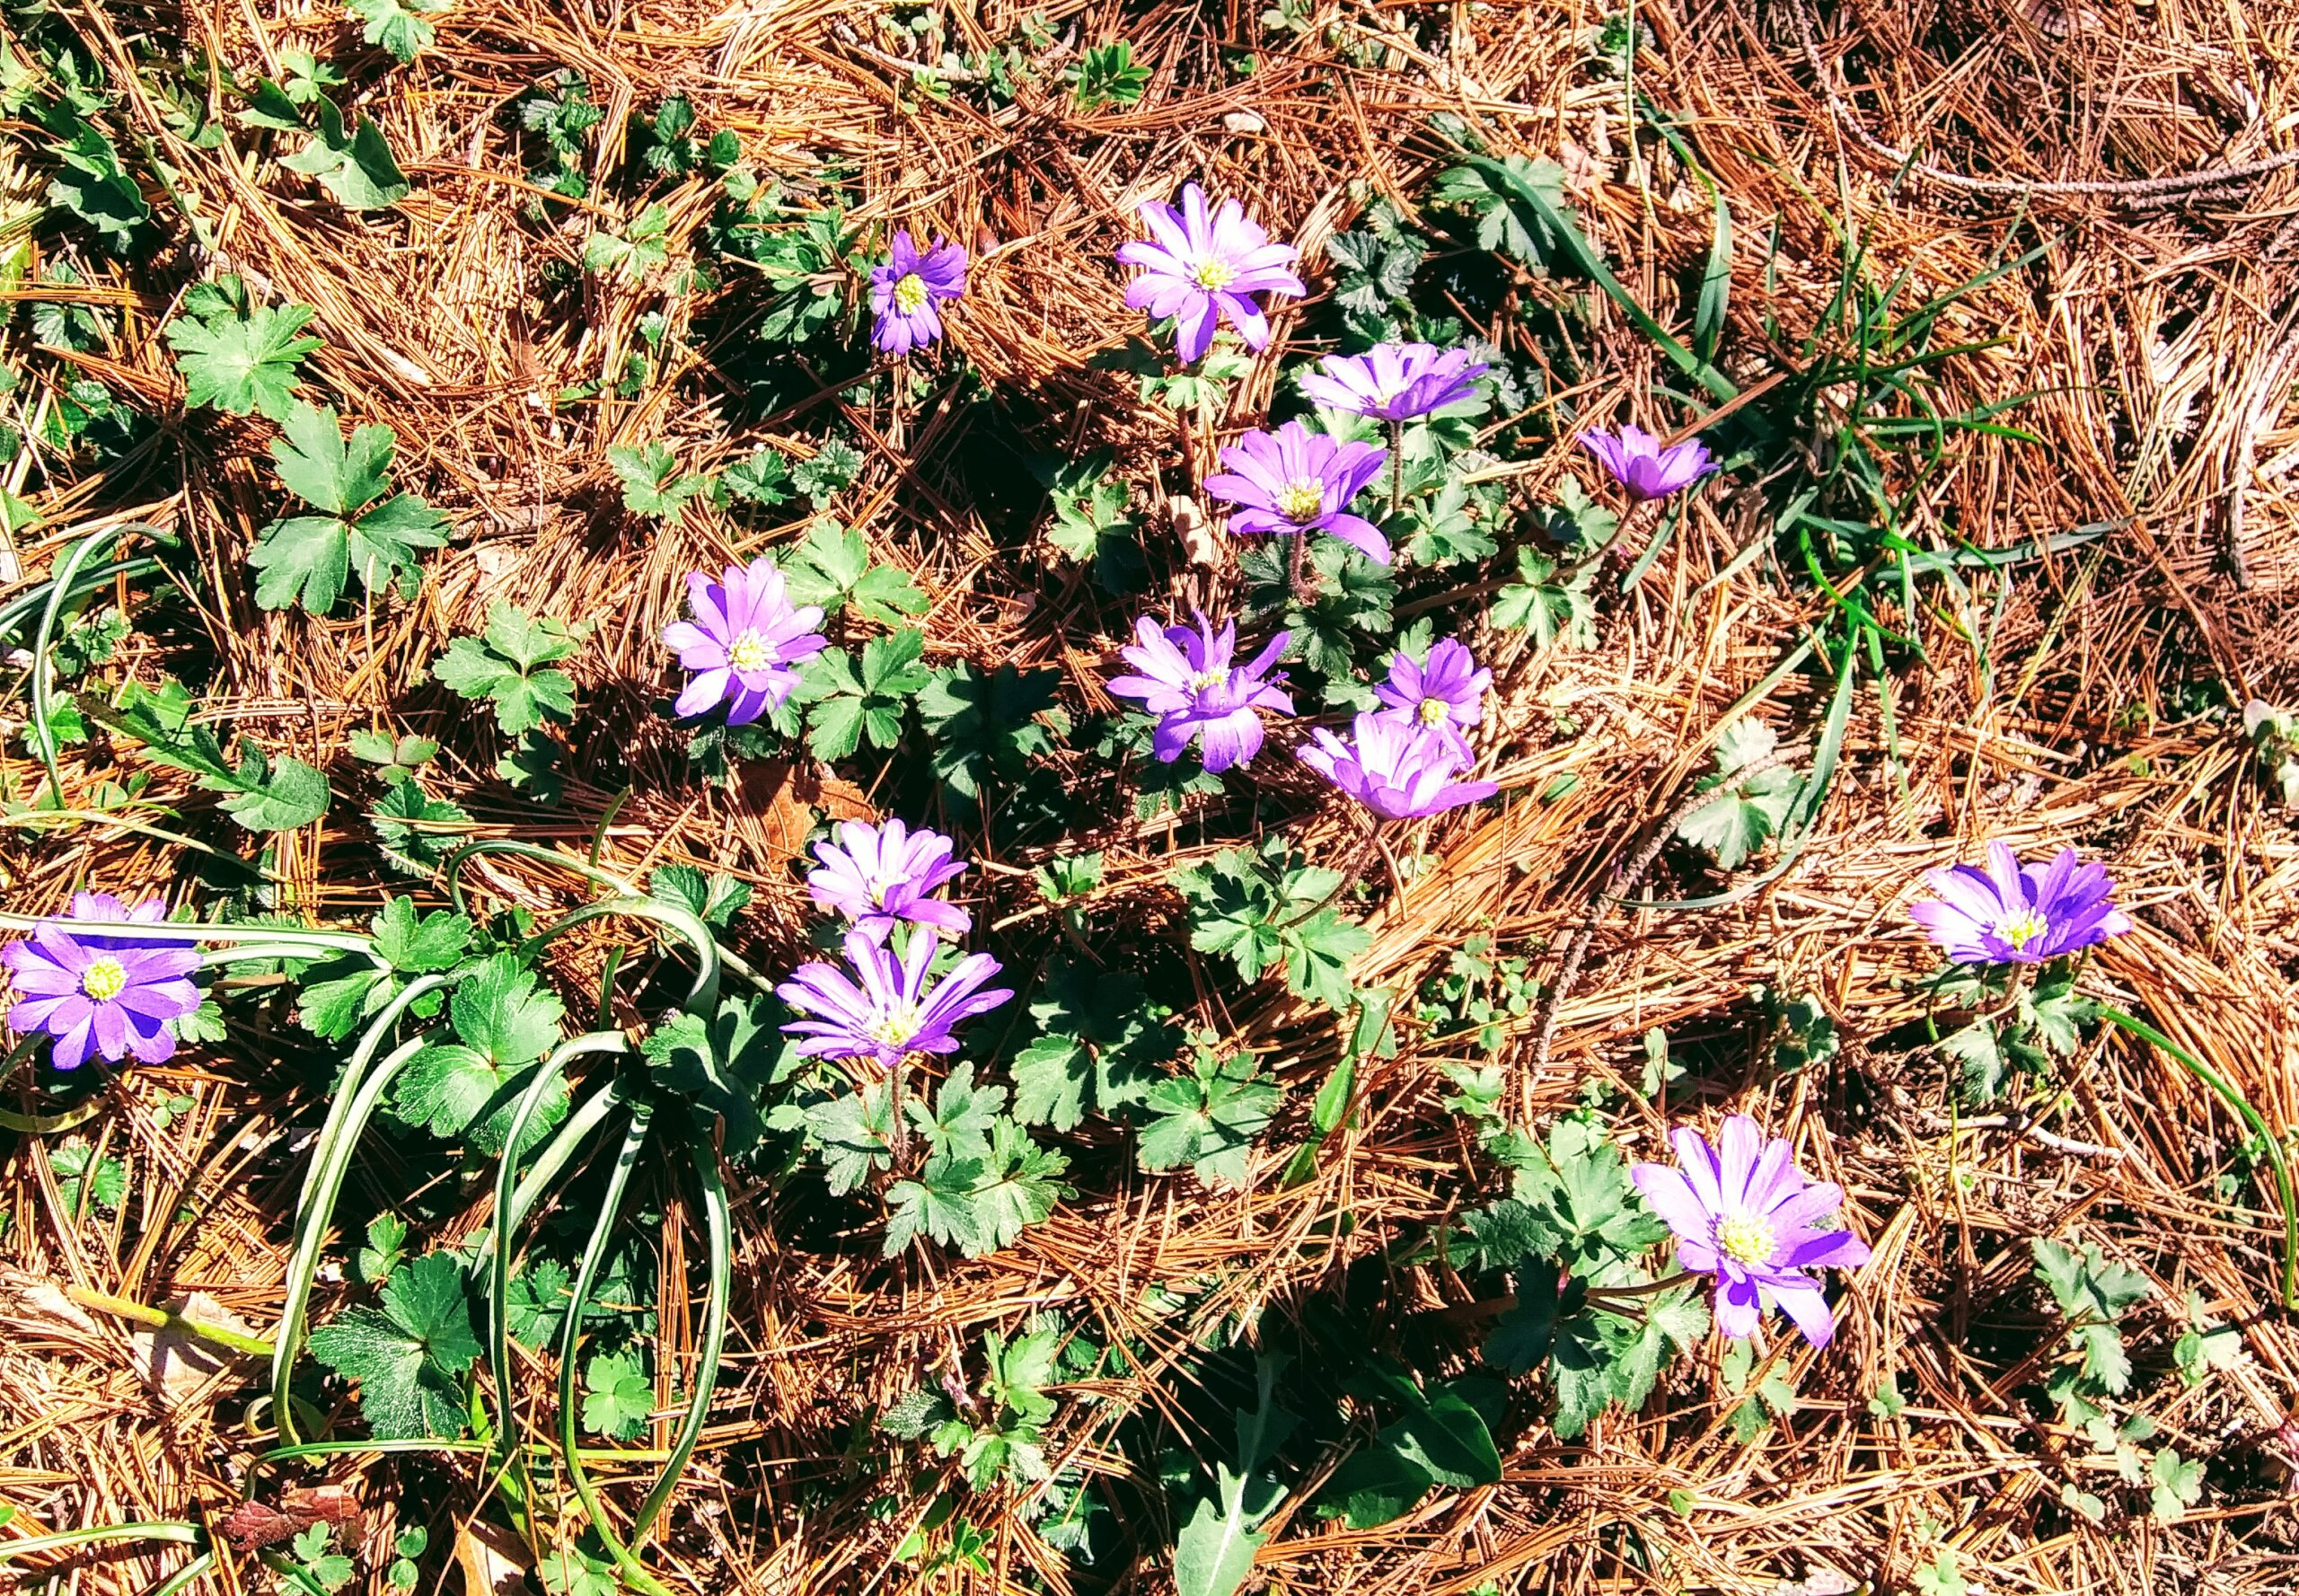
[432,604,581,735]
[1176,842,1370,1013]
[1388,1385,1502,1489]
[279,96,410,210]
[348,0,449,63]
[356,1212,407,1283]
[216,744,332,831]
[640,996,785,1160]
[42,115,150,250]
[792,436,864,506]
[966,1117,1072,1252]
[904,1062,1003,1160]
[647,864,751,930]
[163,282,321,419]
[2031,1237,2149,1395]
[2173,1288,2245,1386]
[792,628,927,760]
[885,1151,987,1255]
[1067,40,1151,110]
[1172,1356,1296,1596]
[915,661,1068,800]
[308,1252,480,1440]
[2148,1447,2203,1520]
[299,960,392,1041]
[806,1084,894,1193]
[720,445,792,507]
[390,954,568,1153]
[581,1350,654,1440]
[251,403,445,613]
[1010,959,1175,1130]
[582,203,671,280]
[370,782,471,876]
[1508,1115,1670,1283]
[1137,1047,1281,1187]
[608,440,709,518]
[781,521,926,622]
[539,1543,620,1596]
[1433,154,1573,271]
[48,1144,127,1214]
[291,1522,355,1592]
[374,895,471,971]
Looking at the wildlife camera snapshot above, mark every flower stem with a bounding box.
[1387,419,1405,516]
[1287,526,1313,604]
[2097,1004,2298,1309]
[65,1284,277,1360]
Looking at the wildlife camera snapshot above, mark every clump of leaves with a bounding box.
[1170,1356,1296,1596]
[1316,1366,1504,1530]
[84,677,332,832]
[1009,957,1175,1131]
[249,402,448,613]
[1178,837,1371,1012]
[584,203,671,280]
[882,1314,1082,1488]
[1068,40,1151,111]
[1930,960,2097,1105]
[1035,451,1146,591]
[1463,1115,1708,1438]
[780,521,929,624]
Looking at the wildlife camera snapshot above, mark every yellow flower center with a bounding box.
[727,630,771,673]
[1993,908,2048,952]
[1714,1213,1775,1265]
[893,272,929,314]
[1191,259,1238,291]
[1417,696,1449,726]
[1276,478,1326,523]
[80,957,128,1002]
[866,1003,922,1048]
[1189,668,1225,692]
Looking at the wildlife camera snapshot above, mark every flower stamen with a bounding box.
[1714,1213,1775,1265]
[1276,478,1326,523]
[1992,908,2049,953]
[1190,259,1238,291]
[892,273,929,314]
[80,957,128,1002]
[727,630,771,673]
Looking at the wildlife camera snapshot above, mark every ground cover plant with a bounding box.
[2,0,2298,1592]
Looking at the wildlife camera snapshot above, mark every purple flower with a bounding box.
[1580,424,1718,501]
[1909,842,2131,966]
[869,230,966,356]
[3,893,203,1071]
[1107,613,1292,773]
[1372,638,1490,757]
[1299,342,1490,422]
[1203,420,1391,565]
[807,818,971,943]
[663,556,829,726]
[1116,183,1305,365]
[776,929,1012,1071]
[1632,1115,1871,1346]
[1297,711,1499,820]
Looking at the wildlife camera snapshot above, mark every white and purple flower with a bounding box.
[1372,638,1490,758]
[1299,342,1489,422]
[1116,183,1305,365]
[1909,842,2131,966]
[869,230,966,356]
[1107,613,1292,773]
[1298,711,1499,821]
[3,894,203,1071]
[1203,420,1391,565]
[1580,424,1718,501]
[776,929,1012,1071]
[807,818,971,944]
[663,556,829,726]
[1631,1115,1871,1346]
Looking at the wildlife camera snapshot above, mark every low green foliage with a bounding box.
[309,1250,480,1440]
[432,604,584,737]
[250,402,447,613]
